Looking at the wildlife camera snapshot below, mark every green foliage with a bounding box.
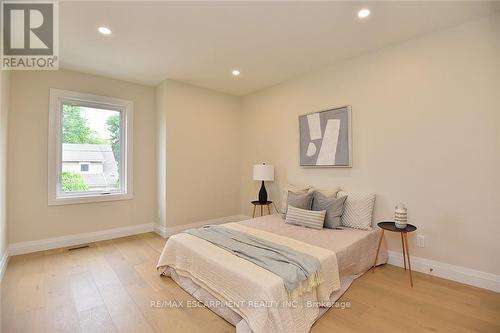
[106,114,120,164]
[62,105,107,144]
[61,171,88,192]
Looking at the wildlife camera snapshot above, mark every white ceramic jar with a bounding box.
[395,203,408,229]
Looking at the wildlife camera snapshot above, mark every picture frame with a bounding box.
[299,105,352,167]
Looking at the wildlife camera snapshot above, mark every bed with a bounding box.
[157,214,388,333]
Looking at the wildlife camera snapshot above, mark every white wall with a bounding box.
[7,69,157,243]
[239,15,500,275]
[0,70,10,261]
[156,80,241,228]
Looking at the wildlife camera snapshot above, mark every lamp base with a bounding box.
[258,181,268,204]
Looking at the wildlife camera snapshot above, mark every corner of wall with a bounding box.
[155,79,243,229]
[0,70,11,267]
[155,81,167,228]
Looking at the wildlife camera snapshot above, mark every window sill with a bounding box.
[48,192,133,206]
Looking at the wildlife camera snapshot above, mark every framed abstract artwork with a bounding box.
[299,105,352,167]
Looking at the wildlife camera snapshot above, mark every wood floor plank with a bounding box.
[78,305,116,333]
[133,260,169,292]
[124,281,193,333]
[70,271,105,313]
[2,232,499,333]
[87,255,123,289]
[99,242,145,287]
[138,233,167,253]
[14,272,46,314]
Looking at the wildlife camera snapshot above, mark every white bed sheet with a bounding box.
[161,214,388,333]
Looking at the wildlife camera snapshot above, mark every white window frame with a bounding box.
[48,89,133,205]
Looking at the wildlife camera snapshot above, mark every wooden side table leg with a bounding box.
[401,232,407,270]
[252,205,256,218]
[260,205,263,216]
[372,229,384,273]
[404,232,413,288]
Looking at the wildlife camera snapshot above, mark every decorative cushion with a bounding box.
[312,191,347,229]
[280,184,313,216]
[285,205,326,230]
[284,191,313,215]
[338,191,376,230]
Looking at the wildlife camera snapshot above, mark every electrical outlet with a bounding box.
[417,235,425,248]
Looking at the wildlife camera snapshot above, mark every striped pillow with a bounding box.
[285,205,326,230]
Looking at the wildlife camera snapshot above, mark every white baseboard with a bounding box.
[7,215,252,256]
[154,214,251,238]
[387,250,500,293]
[8,223,155,256]
[154,223,168,238]
[0,249,9,281]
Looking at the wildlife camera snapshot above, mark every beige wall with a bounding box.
[239,15,500,275]
[0,70,10,258]
[7,69,157,243]
[157,80,241,228]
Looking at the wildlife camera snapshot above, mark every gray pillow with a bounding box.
[312,191,347,228]
[284,191,313,215]
[285,205,326,230]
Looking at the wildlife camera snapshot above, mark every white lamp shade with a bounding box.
[253,164,274,181]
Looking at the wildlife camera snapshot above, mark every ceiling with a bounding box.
[60,1,499,96]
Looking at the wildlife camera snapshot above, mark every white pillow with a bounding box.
[285,205,326,230]
[337,191,376,230]
[280,184,313,216]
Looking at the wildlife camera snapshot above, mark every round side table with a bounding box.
[251,200,273,218]
[373,221,417,287]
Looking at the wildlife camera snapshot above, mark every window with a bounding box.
[48,89,133,205]
[80,163,90,173]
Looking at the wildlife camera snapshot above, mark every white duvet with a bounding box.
[157,223,340,333]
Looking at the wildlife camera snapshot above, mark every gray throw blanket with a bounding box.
[184,225,320,291]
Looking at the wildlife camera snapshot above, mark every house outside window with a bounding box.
[48,89,133,205]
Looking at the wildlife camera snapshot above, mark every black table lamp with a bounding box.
[253,163,274,204]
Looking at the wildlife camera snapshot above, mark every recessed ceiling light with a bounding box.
[232,69,240,76]
[98,26,112,35]
[358,9,370,18]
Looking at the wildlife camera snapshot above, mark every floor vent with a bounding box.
[68,244,91,251]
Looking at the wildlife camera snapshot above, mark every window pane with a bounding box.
[61,104,121,193]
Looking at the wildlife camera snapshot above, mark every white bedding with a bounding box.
[157,222,341,333]
[157,214,388,333]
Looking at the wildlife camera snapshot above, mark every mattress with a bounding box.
[161,214,388,332]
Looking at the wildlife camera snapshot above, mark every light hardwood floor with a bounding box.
[1,232,499,333]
